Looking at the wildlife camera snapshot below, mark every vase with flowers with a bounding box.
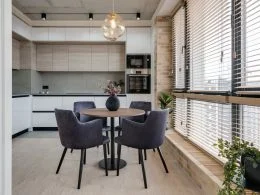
[104,80,121,111]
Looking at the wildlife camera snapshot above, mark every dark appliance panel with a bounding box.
[127,74,151,94]
[127,54,151,69]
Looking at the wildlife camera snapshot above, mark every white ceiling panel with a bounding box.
[12,0,161,20]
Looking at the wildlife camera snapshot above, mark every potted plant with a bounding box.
[158,92,173,112]
[215,137,260,194]
[103,80,122,111]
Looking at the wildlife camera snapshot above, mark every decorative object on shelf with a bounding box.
[215,137,260,194]
[104,80,121,111]
[102,0,125,41]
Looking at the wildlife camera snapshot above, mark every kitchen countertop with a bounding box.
[12,94,30,98]
[31,93,127,97]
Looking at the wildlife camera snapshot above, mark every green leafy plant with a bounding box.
[158,92,173,110]
[214,137,260,195]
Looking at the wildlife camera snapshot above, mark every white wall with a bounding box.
[0,0,12,194]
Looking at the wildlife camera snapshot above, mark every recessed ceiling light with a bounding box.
[41,13,46,20]
[89,13,93,20]
[136,12,141,20]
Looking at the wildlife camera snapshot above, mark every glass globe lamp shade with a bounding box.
[102,13,125,41]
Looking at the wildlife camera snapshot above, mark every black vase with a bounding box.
[106,95,120,111]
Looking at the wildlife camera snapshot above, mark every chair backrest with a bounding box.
[143,110,168,148]
[55,109,80,148]
[129,101,152,123]
[73,101,107,127]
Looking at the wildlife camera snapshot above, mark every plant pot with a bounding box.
[106,95,120,111]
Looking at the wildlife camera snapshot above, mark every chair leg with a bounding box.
[71,149,73,153]
[144,149,147,160]
[77,149,84,189]
[139,149,148,189]
[157,147,169,173]
[56,147,67,174]
[138,150,141,164]
[117,144,121,176]
[152,148,156,152]
[103,144,108,176]
[106,131,110,155]
[84,149,86,165]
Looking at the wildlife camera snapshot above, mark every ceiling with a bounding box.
[12,0,161,20]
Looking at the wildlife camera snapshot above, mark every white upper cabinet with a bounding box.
[68,45,92,71]
[90,27,107,42]
[49,28,66,41]
[108,45,125,71]
[52,45,69,71]
[31,28,49,41]
[91,45,109,71]
[126,27,151,54]
[36,45,53,71]
[65,28,90,41]
[12,15,31,40]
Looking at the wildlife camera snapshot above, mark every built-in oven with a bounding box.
[127,74,151,94]
[127,54,151,69]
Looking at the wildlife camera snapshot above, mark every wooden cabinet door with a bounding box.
[36,45,53,71]
[91,45,109,71]
[108,45,125,71]
[52,45,69,71]
[68,45,91,71]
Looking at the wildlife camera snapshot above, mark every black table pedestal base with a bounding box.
[99,158,127,170]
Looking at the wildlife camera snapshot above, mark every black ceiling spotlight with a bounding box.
[41,13,46,20]
[136,12,141,20]
[89,13,93,20]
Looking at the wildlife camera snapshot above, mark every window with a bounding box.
[173,7,186,89]
[234,0,260,92]
[174,98,187,136]
[187,0,232,92]
[188,100,232,157]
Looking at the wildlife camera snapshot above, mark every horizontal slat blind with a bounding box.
[174,98,187,136]
[173,7,185,89]
[187,0,232,92]
[188,100,232,157]
[234,0,260,90]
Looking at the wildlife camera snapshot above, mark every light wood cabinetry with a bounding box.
[52,45,69,71]
[36,45,53,71]
[12,39,20,69]
[68,45,91,71]
[108,45,125,71]
[126,27,151,54]
[91,45,109,71]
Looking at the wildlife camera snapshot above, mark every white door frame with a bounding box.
[0,0,12,194]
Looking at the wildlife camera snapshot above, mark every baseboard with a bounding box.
[12,129,29,138]
[33,127,58,131]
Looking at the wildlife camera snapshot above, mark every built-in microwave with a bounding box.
[127,54,151,69]
[127,74,151,94]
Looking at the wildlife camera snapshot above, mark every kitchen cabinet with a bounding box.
[65,28,90,41]
[49,28,66,41]
[68,45,92,71]
[90,27,126,42]
[32,113,57,127]
[36,45,53,71]
[91,45,109,71]
[32,97,63,111]
[12,39,20,70]
[12,15,31,40]
[12,96,31,135]
[108,45,125,71]
[126,27,151,54]
[31,28,49,41]
[52,45,69,71]
[62,96,95,110]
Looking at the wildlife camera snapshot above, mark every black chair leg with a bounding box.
[71,149,73,153]
[84,149,86,165]
[56,147,67,174]
[157,147,169,173]
[153,148,156,152]
[106,131,110,155]
[144,149,147,160]
[117,144,121,176]
[77,149,84,189]
[138,150,141,164]
[103,144,108,176]
[139,149,148,189]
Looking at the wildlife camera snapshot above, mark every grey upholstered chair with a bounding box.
[72,101,110,154]
[115,110,169,189]
[55,109,109,189]
[115,101,152,159]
